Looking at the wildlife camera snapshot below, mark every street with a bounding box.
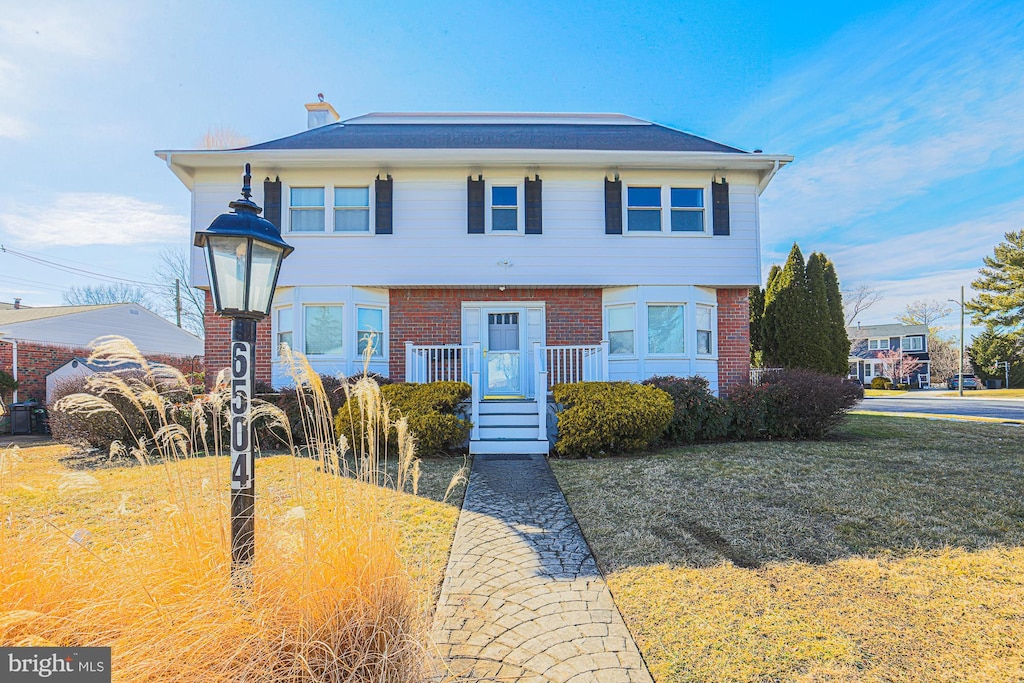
[858,396,1024,421]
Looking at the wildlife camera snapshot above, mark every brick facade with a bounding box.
[203,291,272,390]
[0,340,202,405]
[388,287,603,381]
[716,288,751,397]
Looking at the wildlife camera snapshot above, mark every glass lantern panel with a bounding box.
[248,241,284,314]
[208,236,249,312]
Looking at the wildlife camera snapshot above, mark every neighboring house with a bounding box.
[0,303,204,404]
[45,357,145,404]
[847,323,930,386]
[158,103,791,453]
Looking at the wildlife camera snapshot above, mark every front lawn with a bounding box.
[551,415,1024,682]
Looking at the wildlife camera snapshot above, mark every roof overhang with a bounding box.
[156,148,792,193]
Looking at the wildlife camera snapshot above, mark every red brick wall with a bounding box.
[388,287,602,380]
[0,340,202,405]
[717,288,750,397]
[203,291,272,389]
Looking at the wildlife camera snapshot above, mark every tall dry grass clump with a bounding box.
[1,336,429,681]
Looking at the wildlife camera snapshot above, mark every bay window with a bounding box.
[647,304,685,354]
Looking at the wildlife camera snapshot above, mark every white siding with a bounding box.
[189,167,762,290]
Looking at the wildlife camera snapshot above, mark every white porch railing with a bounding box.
[538,341,609,389]
[750,367,782,386]
[405,342,479,384]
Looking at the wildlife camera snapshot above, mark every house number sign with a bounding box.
[230,341,252,491]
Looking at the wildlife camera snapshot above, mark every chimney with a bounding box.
[305,93,340,129]
[13,298,21,309]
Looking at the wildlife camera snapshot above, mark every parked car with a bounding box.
[947,374,979,390]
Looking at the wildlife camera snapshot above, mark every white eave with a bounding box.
[155,148,793,192]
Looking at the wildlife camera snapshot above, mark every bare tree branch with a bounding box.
[63,284,155,308]
[154,248,205,338]
[195,126,250,150]
[842,284,883,325]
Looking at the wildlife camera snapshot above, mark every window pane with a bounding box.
[278,331,293,350]
[627,187,661,208]
[608,307,633,331]
[247,241,283,314]
[305,305,343,355]
[291,187,324,207]
[697,306,712,331]
[208,236,248,311]
[628,209,661,231]
[334,187,369,207]
[357,308,383,357]
[492,207,517,231]
[671,209,704,232]
[698,330,712,355]
[609,330,634,355]
[290,208,325,232]
[277,307,292,332]
[334,208,370,232]
[648,305,684,354]
[671,188,703,208]
[492,186,517,206]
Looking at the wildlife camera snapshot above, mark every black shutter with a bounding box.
[263,176,282,229]
[375,174,393,234]
[712,178,730,236]
[467,175,484,234]
[525,175,542,234]
[604,178,622,234]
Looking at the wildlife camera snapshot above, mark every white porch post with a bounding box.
[600,339,609,381]
[535,343,547,441]
[404,342,414,382]
[471,342,481,441]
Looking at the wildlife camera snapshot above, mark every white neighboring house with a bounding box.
[45,357,146,404]
[158,103,791,454]
[0,303,203,405]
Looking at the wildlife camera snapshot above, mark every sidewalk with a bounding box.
[430,453,652,682]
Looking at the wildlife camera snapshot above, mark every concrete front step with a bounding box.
[477,412,538,427]
[477,400,539,415]
[469,438,550,455]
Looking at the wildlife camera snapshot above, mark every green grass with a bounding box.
[551,415,1024,681]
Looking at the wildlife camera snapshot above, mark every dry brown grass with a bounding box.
[0,337,466,681]
[552,415,1024,682]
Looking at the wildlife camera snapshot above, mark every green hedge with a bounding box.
[641,375,733,443]
[334,381,471,456]
[552,382,673,458]
[730,369,863,440]
[870,377,893,390]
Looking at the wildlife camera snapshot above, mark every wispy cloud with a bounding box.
[0,194,188,246]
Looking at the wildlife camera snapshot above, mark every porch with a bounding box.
[405,341,608,454]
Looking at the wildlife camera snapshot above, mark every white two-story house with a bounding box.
[158,102,790,453]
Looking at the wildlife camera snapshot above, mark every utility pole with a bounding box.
[175,278,182,328]
[958,285,964,398]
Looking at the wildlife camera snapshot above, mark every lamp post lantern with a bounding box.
[195,163,293,585]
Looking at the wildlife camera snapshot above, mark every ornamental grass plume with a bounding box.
[2,336,431,681]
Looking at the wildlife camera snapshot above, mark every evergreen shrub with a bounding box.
[334,381,471,456]
[730,368,863,440]
[870,377,894,390]
[641,375,732,443]
[552,382,673,458]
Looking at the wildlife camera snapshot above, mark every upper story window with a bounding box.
[289,188,326,232]
[626,185,707,234]
[868,338,890,351]
[901,336,924,352]
[696,304,714,355]
[607,305,635,356]
[357,306,384,357]
[334,187,370,232]
[304,304,344,356]
[490,186,519,232]
[648,304,685,355]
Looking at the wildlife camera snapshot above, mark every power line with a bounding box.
[0,274,68,293]
[0,244,163,287]
[0,243,157,282]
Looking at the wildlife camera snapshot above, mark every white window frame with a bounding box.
[333,186,372,233]
[901,336,924,352]
[864,363,873,378]
[273,306,293,359]
[285,183,375,235]
[605,304,637,358]
[356,305,387,359]
[622,183,710,236]
[303,303,345,358]
[696,303,716,357]
[646,303,687,356]
[485,179,525,234]
[868,338,890,351]
[287,186,326,233]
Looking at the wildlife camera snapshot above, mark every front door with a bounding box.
[485,312,522,396]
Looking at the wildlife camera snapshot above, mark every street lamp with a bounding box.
[948,286,965,398]
[195,163,293,585]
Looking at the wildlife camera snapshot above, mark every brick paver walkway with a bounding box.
[430,453,653,682]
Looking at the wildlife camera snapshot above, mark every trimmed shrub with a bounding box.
[641,375,732,443]
[334,381,471,456]
[730,368,863,440]
[275,374,351,445]
[552,382,674,458]
[870,377,894,390]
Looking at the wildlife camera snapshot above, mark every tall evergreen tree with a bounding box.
[968,230,1024,330]
[762,244,809,368]
[820,255,851,375]
[968,326,1024,388]
[749,285,765,363]
[804,253,832,371]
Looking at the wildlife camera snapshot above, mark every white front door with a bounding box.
[485,311,523,396]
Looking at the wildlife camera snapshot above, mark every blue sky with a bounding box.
[0,0,1020,336]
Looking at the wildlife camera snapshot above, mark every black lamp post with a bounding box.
[195,163,293,585]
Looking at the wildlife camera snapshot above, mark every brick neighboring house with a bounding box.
[0,302,204,406]
[159,105,790,453]
[847,323,931,387]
